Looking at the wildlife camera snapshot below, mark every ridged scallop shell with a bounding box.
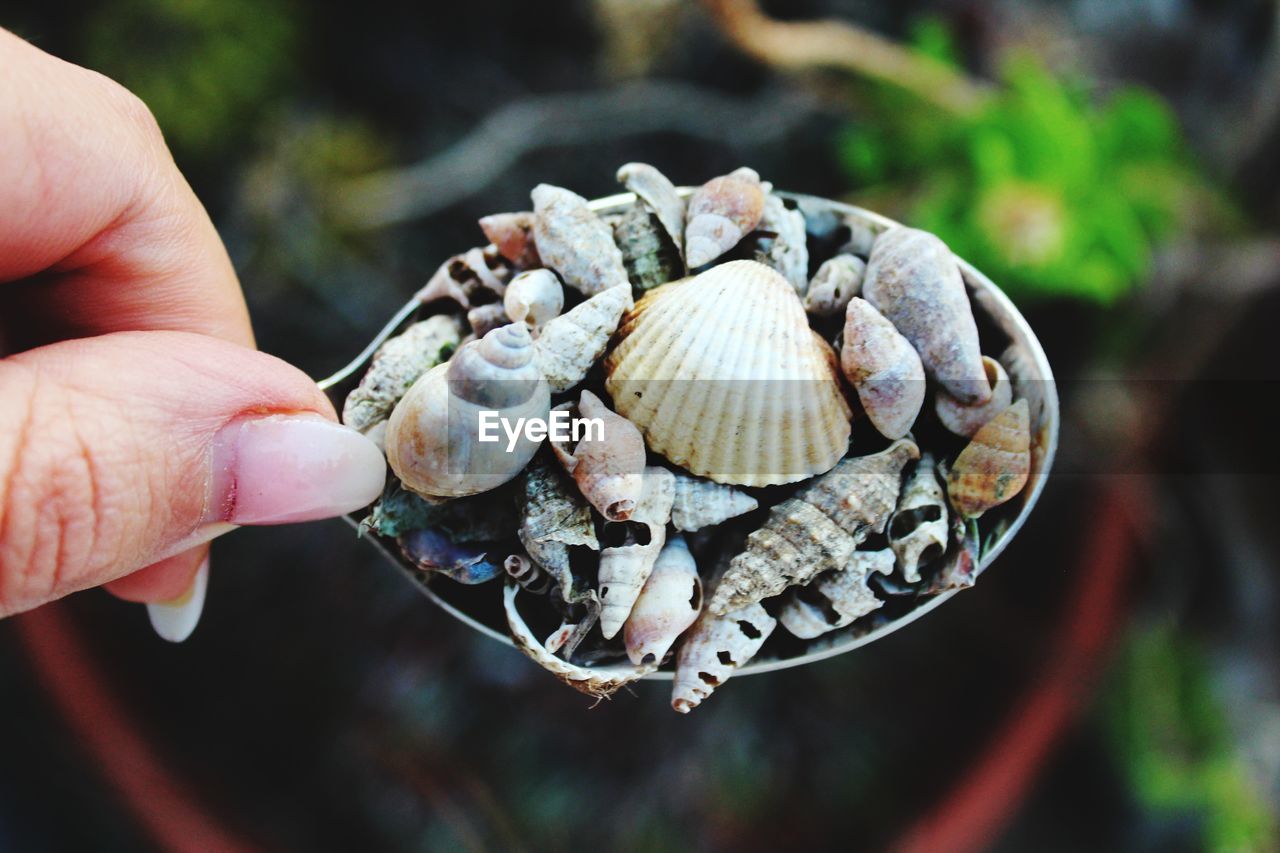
[670,470,759,532]
[862,227,990,405]
[503,269,563,329]
[623,534,703,665]
[841,297,926,440]
[342,315,463,434]
[597,467,676,639]
[671,600,776,713]
[531,184,629,296]
[548,391,646,522]
[947,399,1031,518]
[887,453,948,582]
[386,323,549,499]
[604,260,852,487]
[709,438,919,614]
[935,356,1012,438]
[684,167,766,268]
[535,284,633,393]
[617,162,686,258]
[778,549,894,639]
[804,254,865,317]
[754,193,809,294]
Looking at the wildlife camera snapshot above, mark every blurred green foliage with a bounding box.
[839,20,1227,303]
[1104,623,1275,850]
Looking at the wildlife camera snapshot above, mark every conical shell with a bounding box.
[623,535,703,665]
[947,399,1031,518]
[386,323,550,498]
[778,549,894,639]
[862,227,990,405]
[343,314,463,434]
[516,457,599,603]
[613,203,681,292]
[504,269,563,329]
[671,600,776,713]
[598,467,676,639]
[710,438,919,613]
[935,356,1012,438]
[684,167,766,268]
[605,261,852,487]
[479,211,541,269]
[999,343,1046,432]
[804,254,865,317]
[505,584,655,699]
[535,284,633,393]
[670,470,759,532]
[549,391,646,522]
[531,184,629,296]
[754,192,809,294]
[617,162,686,257]
[887,454,948,583]
[841,297,926,440]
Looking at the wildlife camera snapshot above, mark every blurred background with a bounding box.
[2,0,1279,849]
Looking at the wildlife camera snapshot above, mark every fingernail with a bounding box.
[208,414,386,525]
[147,557,209,643]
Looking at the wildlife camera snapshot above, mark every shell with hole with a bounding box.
[935,355,1012,438]
[683,167,766,268]
[531,184,629,296]
[804,254,866,317]
[670,470,759,532]
[548,391,646,522]
[516,457,599,602]
[623,535,703,666]
[947,399,1031,518]
[709,438,919,614]
[342,314,463,434]
[862,227,990,405]
[598,467,675,640]
[671,600,776,713]
[386,323,550,499]
[534,284,633,393]
[503,269,563,330]
[754,192,809,294]
[605,260,851,487]
[840,297,926,441]
[778,548,894,639]
[887,453,949,583]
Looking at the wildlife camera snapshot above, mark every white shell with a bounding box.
[534,284,633,393]
[671,600,776,713]
[887,454,949,582]
[342,315,463,434]
[504,269,564,329]
[778,549,894,639]
[598,467,676,639]
[605,261,852,486]
[670,470,759,532]
[935,355,1013,438]
[623,535,703,665]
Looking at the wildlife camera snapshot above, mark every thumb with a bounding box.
[0,330,385,617]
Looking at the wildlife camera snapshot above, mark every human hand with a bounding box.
[0,29,386,639]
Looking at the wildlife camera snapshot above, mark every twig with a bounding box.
[333,81,817,230]
[700,0,992,115]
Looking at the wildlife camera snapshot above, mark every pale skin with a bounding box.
[0,29,382,619]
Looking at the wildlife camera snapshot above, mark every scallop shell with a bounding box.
[887,453,948,583]
[617,162,686,256]
[671,600,776,713]
[517,457,599,602]
[936,355,1013,438]
[479,211,541,269]
[613,203,681,292]
[598,467,676,639]
[503,269,563,329]
[804,254,866,317]
[709,438,919,614]
[670,470,759,532]
[862,227,990,405]
[342,315,463,434]
[623,534,703,666]
[548,391,646,522]
[754,192,809,294]
[947,399,1031,518]
[534,284,633,393]
[505,584,656,699]
[386,323,550,499]
[684,167,766,268]
[841,297,926,440]
[531,184,629,296]
[778,549,894,639]
[605,260,852,487]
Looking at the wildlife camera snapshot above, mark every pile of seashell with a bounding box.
[342,163,1049,713]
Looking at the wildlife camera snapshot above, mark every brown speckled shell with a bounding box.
[947,399,1031,518]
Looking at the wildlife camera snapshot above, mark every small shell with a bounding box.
[778,549,894,639]
[504,553,551,595]
[670,470,759,532]
[466,302,510,339]
[838,216,883,256]
[804,254,866,317]
[386,324,551,498]
[503,269,564,329]
[517,457,600,602]
[947,399,1031,518]
[414,256,472,308]
[398,529,503,585]
[887,454,949,583]
[710,438,919,614]
[623,535,703,665]
[926,519,980,593]
[535,284,633,393]
[754,193,809,294]
[671,600,776,713]
[505,584,656,699]
[863,227,990,405]
[342,315,463,434]
[936,356,1013,438]
[605,261,851,486]
[531,184,630,296]
[1000,343,1046,431]
[841,297,926,440]
[598,467,676,639]
[617,162,686,255]
[479,211,541,269]
[613,203,682,292]
[549,391,646,521]
[683,167,766,268]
